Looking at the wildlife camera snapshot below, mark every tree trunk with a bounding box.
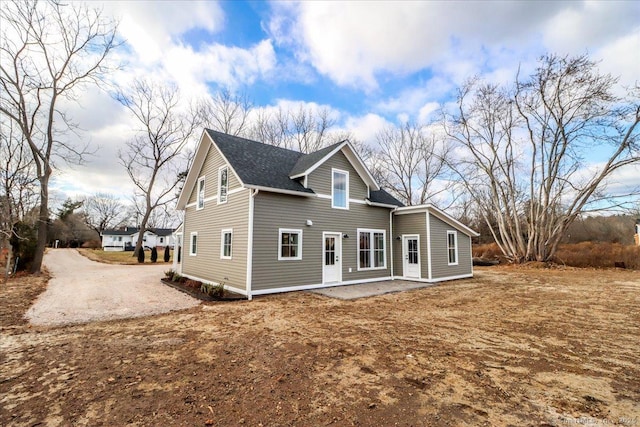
[30,175,50,274]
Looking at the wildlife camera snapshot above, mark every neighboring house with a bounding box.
[100,227,175,251]
[635,219,640,246]
[174,129,479,300]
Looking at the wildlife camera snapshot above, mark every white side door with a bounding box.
[323,232,342,284]
[403,235,421,279]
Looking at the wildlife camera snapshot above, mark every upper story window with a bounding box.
[332,169,349,209]
[447,231,458,265]
[197,176,205,210]
[218,166,228,204]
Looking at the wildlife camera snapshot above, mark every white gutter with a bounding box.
[244,184,315,198]
[365,200,400,209]
[246,189,259,301]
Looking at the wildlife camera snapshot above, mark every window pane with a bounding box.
[333,171,347,208]
[219,168,228,202]
[359,232,370,268]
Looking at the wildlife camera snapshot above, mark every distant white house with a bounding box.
[635,219,640,246]
[100,227,175,251]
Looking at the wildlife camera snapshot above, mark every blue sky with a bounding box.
[50,0,640,204]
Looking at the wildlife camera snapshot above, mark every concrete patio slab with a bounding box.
[310,280,436,300]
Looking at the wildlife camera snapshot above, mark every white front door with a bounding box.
[403,235,420,279]
[323,232,342,284]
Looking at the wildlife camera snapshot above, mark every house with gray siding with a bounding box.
[174,129,479,299]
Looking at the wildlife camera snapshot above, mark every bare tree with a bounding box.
[0,0,119,273]
[82,193,125,234]
[249,105,344,153]
[117,79,200,255]
[445,54,640,262]
[373,122,454,206]
[197,89,252,136]
[1,119,39,281]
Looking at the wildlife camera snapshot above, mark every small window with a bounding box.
[447,231,458,265]
[278,228,302,260]
[358,229,386,270]
[190,232,198,256]
[221,229,232,259]
[218,166,228,204]
[160,237,164,244]
[118,236,122,242]
[197,176,205,209]
[332,169,349,209]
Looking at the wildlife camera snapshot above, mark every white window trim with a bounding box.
[357,228,387,271]
[220,228,233,260]
[218,166,228,205]
[189,232,198,256]
[331,168,349,210]
[447,230,458,265]
[278,228,302,261]
[196,176,205,210]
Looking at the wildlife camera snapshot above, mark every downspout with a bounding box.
[389,207,396,279]
[246,189,259,300]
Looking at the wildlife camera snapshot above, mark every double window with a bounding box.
[218,166,228,204]
[332,169,349,209]
[447,230,458,265]
[358,229,386,270]
[197,176,205,209]
[221,229,232,259]
[278,228,302,260]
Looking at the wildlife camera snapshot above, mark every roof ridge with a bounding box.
[205,128,305,156]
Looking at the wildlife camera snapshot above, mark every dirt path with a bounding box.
[25,249,199,326]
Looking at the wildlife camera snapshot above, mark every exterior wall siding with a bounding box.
[182,187,249,292]
[392,213,427,278]
[306,151,369,200]
[251,191,392,291]
[429,214,472,279]
[187,140,242,205]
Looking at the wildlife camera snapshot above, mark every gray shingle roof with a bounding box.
[205,129,403,206]
[101,227,174,236]
[368,190,404,207]
[289,140,345,177]
[206,129,314,194]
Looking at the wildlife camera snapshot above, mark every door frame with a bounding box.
[402,234,421,279]
[322,231,342,284]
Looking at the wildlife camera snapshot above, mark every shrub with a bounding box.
[165,269,174,279]
[81,239,102,249]
[10,221,37,271]
[164,246,170,262]
[184,279,202,289]
[201,282,224,297]
[171,272,182,282]
[137,247,145,263]
[150,247,158,263]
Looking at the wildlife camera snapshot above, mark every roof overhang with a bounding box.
[176,130,245,210]
[245,184,316,198]
[289,141,380,191]
[394,204,480,237]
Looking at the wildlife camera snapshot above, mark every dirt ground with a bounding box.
[1,266,639,426]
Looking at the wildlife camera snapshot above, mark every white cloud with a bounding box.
[269,1,639,93]
[102,0,225,64]
[162,39,277,97]
[343,113,392,147]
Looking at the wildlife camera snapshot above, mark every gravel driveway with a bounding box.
[25,249,200,327]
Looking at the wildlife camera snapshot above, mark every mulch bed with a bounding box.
[160,278,245,301]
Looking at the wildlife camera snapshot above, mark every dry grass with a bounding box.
[2,267,639,426]
[474,241,640,270]
[77,248,173,265]
[0,271,49,328]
